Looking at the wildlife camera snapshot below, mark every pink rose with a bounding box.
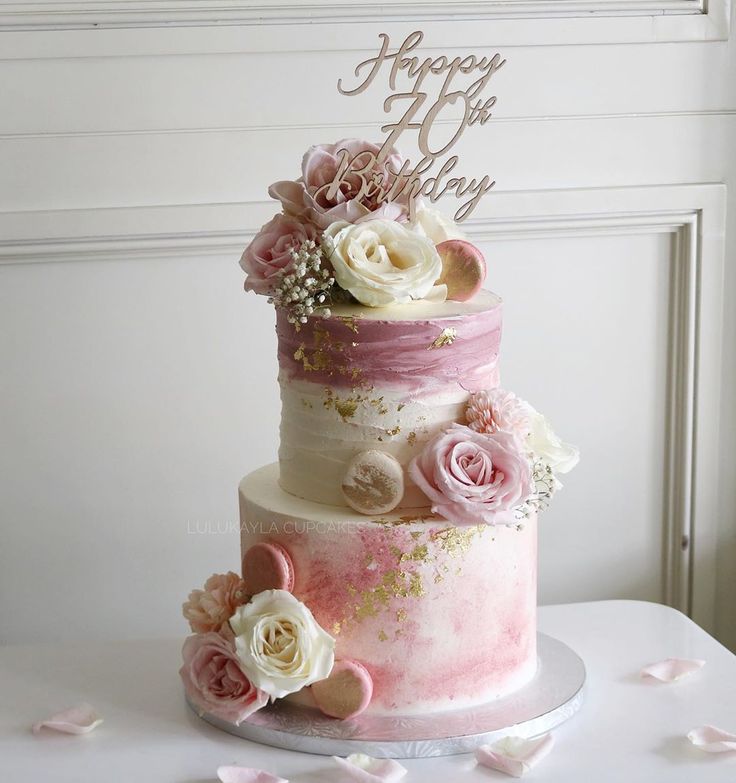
[409,424,534,526]
[269,139,409,230]
[180,633,269,724]
[466,389,531,439]
[240,214,317,295]
[182,572,249,635]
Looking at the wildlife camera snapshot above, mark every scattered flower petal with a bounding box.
[475,733,554,778]
[217,766,289,783]
[32,703,103,735]
[687,725,736,753]
[640,657,705,682]
[332,753,407,783]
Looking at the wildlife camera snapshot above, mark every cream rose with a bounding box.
[324,219,446,307]
[411,205,465,245]
[527,410,579,474]
[229,590,335,699]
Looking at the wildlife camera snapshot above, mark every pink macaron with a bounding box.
[311,659,374,720]
[436,239,487,302]
[242,541,295,595]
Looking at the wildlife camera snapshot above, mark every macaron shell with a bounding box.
[341,449,404,515]
[242,542,295,595]
[311,659,374,720]
[436,239,487,302]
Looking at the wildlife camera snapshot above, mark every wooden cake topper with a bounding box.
[327,30,505,223]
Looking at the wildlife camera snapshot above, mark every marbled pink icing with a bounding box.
[276,294,504,508]
[276,301,502,394]
[239,465,538,715]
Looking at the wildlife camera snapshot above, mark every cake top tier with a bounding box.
[238,139,579,526]
[276,289,502,395]
[276,293,503,508]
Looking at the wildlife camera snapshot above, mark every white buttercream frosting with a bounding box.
[278,379,469,507]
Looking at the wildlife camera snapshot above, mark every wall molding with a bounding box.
[0,182,727,630]
[0,0,729,59]
[0,0,713,30]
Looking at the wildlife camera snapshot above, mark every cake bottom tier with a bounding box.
[239,464,538,716]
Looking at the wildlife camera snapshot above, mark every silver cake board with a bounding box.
[187,632,585,759]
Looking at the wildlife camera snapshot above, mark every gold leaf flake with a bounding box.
[389,545,403,561]
[428,327,458,350]
[432,525,485,558]
[336,399,359,420]
[407,431,417,446]
[409,572,425,597]
[337,315,360,334]
[399,543,430,564]
[378,630,388,642]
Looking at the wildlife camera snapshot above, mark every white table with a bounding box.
[2,600,736,782]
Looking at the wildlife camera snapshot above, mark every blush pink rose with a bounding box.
[240,214,318,295]
[182,571,249,636]
[269,139,409,230]
[409,423,534,526]
[180,633,269,725]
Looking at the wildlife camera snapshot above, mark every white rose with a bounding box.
[324,219,446,307]
[229,589,335,699]
[526,410,580,475]
[411,205,465,245]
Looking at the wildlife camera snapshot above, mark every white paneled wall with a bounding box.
[1,3,735,648]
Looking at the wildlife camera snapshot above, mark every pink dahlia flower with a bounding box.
[182,571,248,635]
[466,388,531,439]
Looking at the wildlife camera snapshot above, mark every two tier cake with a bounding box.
[180,139,578,729]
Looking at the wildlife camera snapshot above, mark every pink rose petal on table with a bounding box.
[331,753,407,783]
[640,657,705,682]
[217,766,288,783]
[475,733,554,778]
[32,703,103,735]
[687,725,736,753]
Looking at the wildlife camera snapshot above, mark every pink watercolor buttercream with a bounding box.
[276,301,502,394]
[239,465,537,715]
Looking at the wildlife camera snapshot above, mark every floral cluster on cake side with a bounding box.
[180,552,372,724]
[410,390,578,526]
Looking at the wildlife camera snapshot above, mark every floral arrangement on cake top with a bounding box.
[240,139,487,322]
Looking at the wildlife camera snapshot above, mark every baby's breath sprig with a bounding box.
[515,458,560,520]
[267,239,336,325]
